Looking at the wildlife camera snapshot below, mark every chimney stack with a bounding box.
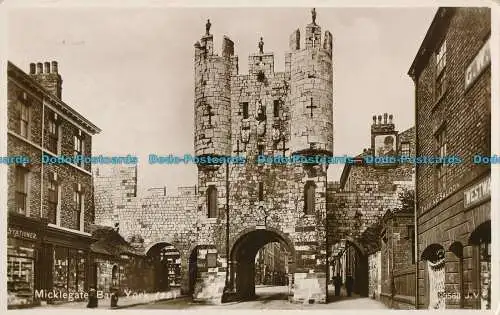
[29,60,62,99]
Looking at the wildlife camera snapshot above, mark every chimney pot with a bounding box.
[51,61,58,73]
[44,62,51,73]
[37,62,43,74]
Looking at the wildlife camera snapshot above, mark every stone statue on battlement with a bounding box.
[206,19,211,36]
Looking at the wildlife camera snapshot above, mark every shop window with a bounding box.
[304,181,316,215]
[7,238,35,307]
[15,166,29,216]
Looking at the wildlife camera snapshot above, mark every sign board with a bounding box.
[464,175,490,209]
[465,37,490,90]
[8,227,38,240]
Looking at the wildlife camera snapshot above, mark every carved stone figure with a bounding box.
[311,8,317,25]
[258,37,264,54]
[206,19,211,36]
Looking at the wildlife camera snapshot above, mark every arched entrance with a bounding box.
[421,243,446,310]
[229,228,295,301]
[146,243,181,292]
[329,239,369,298]
[469,220,491,309]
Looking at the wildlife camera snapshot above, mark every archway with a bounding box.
[188,246,198,295]
[229,228,295,301]
[146,243,181,292]
[421,243,446,310]
[329,239,369,299]
[468,220,491,309]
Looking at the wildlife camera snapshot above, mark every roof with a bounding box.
[90,225,142,257]
[7,61,101,135]
[408,7,455,81]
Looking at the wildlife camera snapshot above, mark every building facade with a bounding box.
[327,115,415,302]
[192,11,334,304]
[408,7,491,310]
[7,61,100,308]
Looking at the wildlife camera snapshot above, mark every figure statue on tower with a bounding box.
[311,8,317,25]
[258,37,264,54]
[205,19,211,36]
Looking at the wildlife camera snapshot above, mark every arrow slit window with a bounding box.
[304,181,316,215]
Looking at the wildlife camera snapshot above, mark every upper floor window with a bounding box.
[73,184,84,231]
[73,132,84,167]
[48,174,59,225]
[401,142,410,157]
[435,127,447,192]
[435,40,447,100]
[47,115,59,154]
[304,181,316,215]
[15,166,29,215]
[18,96,30,138]
[207,185,217,218]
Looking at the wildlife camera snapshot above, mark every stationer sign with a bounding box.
[465,37,490,90]
[464,175,490,209]
[8,227,38,240]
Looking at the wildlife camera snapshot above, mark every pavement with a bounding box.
[128,285,389,309]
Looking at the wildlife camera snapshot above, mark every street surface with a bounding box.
[129,285,388,309]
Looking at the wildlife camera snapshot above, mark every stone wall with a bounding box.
[93,165,198,294]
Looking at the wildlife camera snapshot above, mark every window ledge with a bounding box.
[47,223,91,236]
[202,218,218,223]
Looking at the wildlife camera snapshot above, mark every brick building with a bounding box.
[327,115,415,302]
[7,61,100,308]
[408,7,491,310]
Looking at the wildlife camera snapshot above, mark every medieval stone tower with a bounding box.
[192,9,334,304]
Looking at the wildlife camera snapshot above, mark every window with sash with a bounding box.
[73,187,83,231]
[73,134,84,167]
[15,166,29,215]
[48,179,59,224]
[47,119,59,154]
[435,40,447,101]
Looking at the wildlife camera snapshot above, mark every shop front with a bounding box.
[7,212,96,308]
[7,213,44,308]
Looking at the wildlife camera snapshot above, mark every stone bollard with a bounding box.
[87,288,98,308]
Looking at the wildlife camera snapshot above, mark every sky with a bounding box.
[8,7,437,195]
